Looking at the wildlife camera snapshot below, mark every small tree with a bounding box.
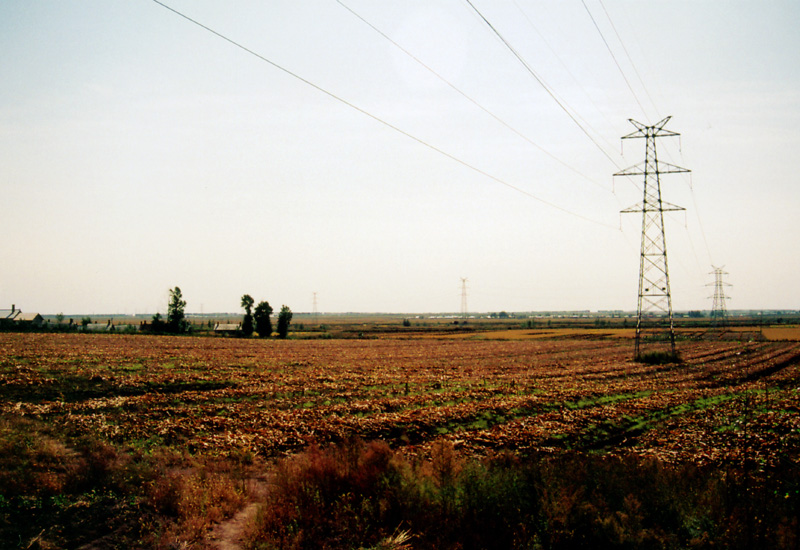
[241,294,255,337]
[254,301,273,337]
[167,287,188,333]
[150,312,167,333]
[277,305,293,339]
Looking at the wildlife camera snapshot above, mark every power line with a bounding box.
[509,0,643,216]
[580,0,649,120]
[335,0,609,192]
[464,0,622,170]
[597,0,661,120]
[660,131,715,269]
[687,184,714,265]
[150,0,618,229]
[592,0,716,271]
[512,0,618,134]
[593,0,698,210]
[646,135,714,272]
[577,1,716,278]
[465,0,644,228]
[591,1,715,272]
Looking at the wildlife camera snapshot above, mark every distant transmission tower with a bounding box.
[312,292,318,325]
[708,267,731,327]
[615,117,690,361]
[460,278,468,319]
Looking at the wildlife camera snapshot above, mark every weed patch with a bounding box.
[245,439,800,550]
[0,415,251,549]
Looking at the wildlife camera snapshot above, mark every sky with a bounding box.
[1,1,798,315]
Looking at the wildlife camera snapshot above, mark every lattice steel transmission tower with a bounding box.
[614,117,690,360]
[460,278,468,319]
[312,292,318,325]
[708,267,731,327]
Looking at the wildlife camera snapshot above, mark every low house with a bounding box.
[0,305,43,328]
[214,323,241,336]
[0,305,21,327]
[16,312,44,328]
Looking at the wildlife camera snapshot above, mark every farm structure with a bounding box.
[214,322,242,336]
[0,305,43,328]
[84,320,116,332]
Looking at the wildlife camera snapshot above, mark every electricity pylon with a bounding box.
[460,278,468,319]
[312,292,318,325]
[615,116,690,361]
[708,266,731,327]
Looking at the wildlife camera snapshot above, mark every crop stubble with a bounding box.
[1,332,798,465]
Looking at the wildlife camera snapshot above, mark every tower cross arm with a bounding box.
[613,161,690,178]
[614,162,645,177]
[657,201,685,212]
[658,161,691,174]
[621,116,681,140]
[621,201,685,214]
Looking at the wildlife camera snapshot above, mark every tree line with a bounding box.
[150,287,292,338]
[240,294,293,338]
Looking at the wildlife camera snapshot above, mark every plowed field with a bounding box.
[2,332,799,465]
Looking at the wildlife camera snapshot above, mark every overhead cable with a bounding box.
[597,0,661,120]
[580,0,649,120]
[150,0,617,229]
[512,0,617,133]
[464,0,622,170]
[335,0,609,191]
[688,187,714,265]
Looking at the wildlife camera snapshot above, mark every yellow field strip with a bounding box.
[449,326,799,342]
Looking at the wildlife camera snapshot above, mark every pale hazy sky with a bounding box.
[1,1,798,315]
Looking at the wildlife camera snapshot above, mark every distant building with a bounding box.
[0,305,43,328]
[85,320,115,332]
[0,305,20,326]
[214,323,241,336]
[16,312,44,327]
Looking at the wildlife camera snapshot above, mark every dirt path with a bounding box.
[206,477,269,550]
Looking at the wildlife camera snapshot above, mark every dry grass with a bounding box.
[244,438,800,550]
[762,326,800,341]
[0,414,254,549]
[146,459,248,547]
[466,328,634,340]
